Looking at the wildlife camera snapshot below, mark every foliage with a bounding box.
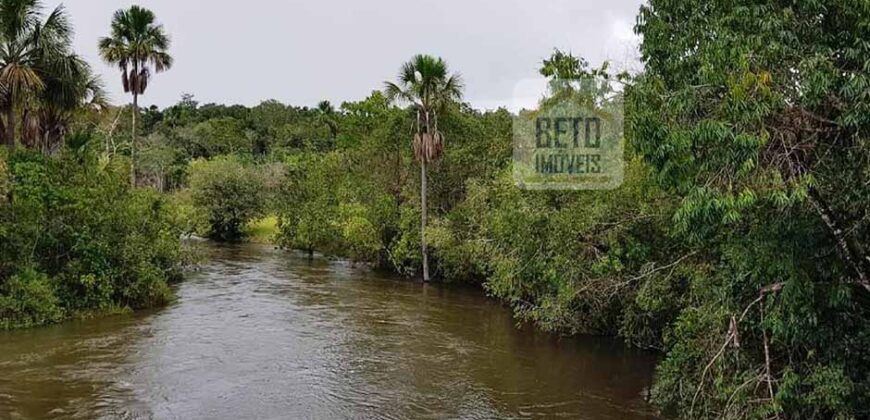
[244,215,279,244]
[0,268,62,329]
[98,4,172,184]
[277,152,342,257]
[0,149,184,329]
[0,0,105,149]
[629,0,870,417]
[98,5,173,97]
[188,155,272,241]
[191,117,252,156]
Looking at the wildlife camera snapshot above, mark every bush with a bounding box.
[338,203,381,262]
[628,1,870,416]
[0,149,184,329]
[0,269,61,329]
[188,156,269,241]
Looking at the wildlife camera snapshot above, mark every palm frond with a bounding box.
[384,54,464,163]
[98,5,172,96]
[383,81,417,106]
[0,62,45,95]
[39,4,72,46]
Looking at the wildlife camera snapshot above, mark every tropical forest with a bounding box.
[0,0,868,419]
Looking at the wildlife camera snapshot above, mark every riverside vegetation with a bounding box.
[1,0,869,419]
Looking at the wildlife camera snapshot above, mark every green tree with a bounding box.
[278,152,341,258]
[0,0,84,147]
[98,5,173,185]
[138,132,178,191]
[188,156,267,241]
[316,100,338,143]
[629,0,870,417]
[0,148,184,329]
[385,54,463,282]
[192,117,251,156]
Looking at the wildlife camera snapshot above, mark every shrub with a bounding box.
[0,149,184,329]
[0,269,61,329]
[188,156,268,241]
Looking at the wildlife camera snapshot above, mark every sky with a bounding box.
[64,0,643,111]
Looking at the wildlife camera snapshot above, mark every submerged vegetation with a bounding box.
[0,0,868,418]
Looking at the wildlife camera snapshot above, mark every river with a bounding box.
[0,243,658,419]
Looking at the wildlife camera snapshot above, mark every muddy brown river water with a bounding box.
[0,243,658,419]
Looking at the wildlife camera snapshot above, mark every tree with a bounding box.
[0,0,81,148]
[188,156,267,241]
[316,100,338,142]
[629,0,870,417]
[192,117,251,156]
[278,152,341,258]
[98,5,172,185]
[24,56,106,153]
[384,54,463,282]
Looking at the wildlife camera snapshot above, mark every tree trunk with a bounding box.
[421,159,430,282]
[131,93,138,186]
[5,93,14,148]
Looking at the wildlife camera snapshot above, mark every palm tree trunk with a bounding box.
[421,159,430,282]
[131,93,138,186]
[5,93,15,148]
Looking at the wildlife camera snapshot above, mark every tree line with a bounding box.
[1,1,869,419]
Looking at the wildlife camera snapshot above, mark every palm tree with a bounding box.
[385,54,463,282]
[98,5,172,185]
[316,100,338,143]
[24,55,107,152]
[0,0,75,147]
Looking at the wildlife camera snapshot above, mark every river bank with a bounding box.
[0,242,659,418]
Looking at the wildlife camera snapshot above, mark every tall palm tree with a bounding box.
[0,0,75,147]
[385,54,463,282]
[316,100,338,142]
[98,5,172,185]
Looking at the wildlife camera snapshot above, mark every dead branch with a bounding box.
[690,282,785,416]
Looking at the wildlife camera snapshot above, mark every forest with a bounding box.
[1,0,869,418]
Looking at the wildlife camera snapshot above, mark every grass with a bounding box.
[244,215,279,244]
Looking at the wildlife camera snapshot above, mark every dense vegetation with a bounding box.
[1,0,868,418]
[630,1,870,417]
[0,145,184,329]
[0,1,184,329]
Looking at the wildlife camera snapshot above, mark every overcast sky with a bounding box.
[64,0,643,111]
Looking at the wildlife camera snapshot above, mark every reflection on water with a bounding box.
[0,243,658,419]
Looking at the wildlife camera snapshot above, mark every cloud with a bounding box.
[65,0,644,109]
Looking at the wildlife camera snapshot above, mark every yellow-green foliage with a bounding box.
[338,204,381,263]
[244,216,279,244]
[0,151,8,200]
[168,189,209,237]
[0,269,61,329]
